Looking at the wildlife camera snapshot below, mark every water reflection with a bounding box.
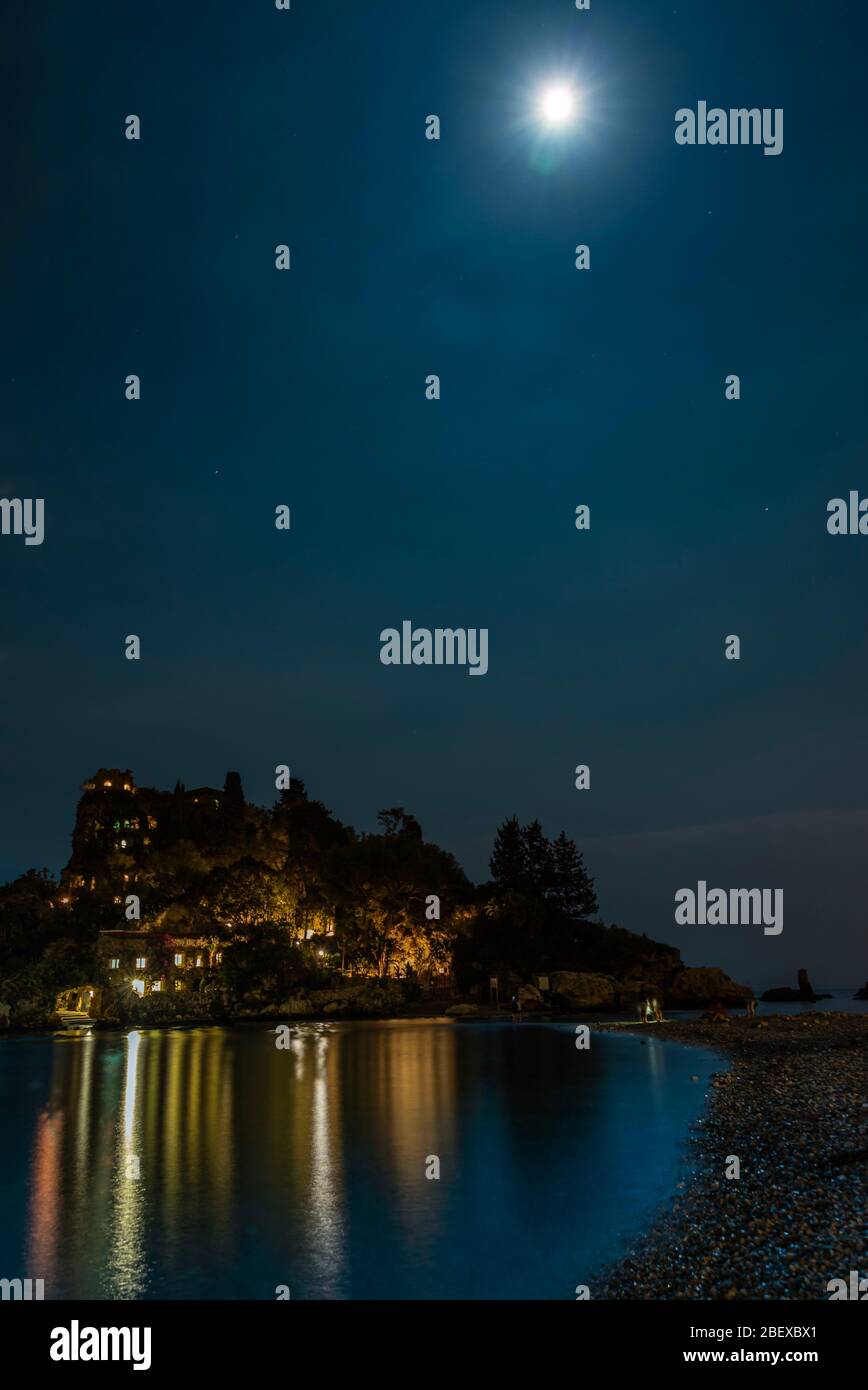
[107,1030,146,1297]
[9,1021,715,1299]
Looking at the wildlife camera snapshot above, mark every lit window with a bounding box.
[173,953,184,966]
[103,781,112,788]
[120,839,127,849]
[174,979,184,992]
[113,820,121,831]
[135,956,147,969]
[132,979,144,996]
[213,951,222,964]
[123,783,131,791]
[195,955,203,968]
[113,896,122,905]
[152,980,162,993]
[110,958,120,970]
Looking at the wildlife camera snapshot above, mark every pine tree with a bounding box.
[551,830,598,918]
[489,816,526,891]
[522,820,554,893]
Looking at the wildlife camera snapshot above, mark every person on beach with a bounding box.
[651,996,664,1023]
[636,999,646,1024]
[644,997,655,1023]
[746,996,757,1018]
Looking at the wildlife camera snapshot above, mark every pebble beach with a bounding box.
[597,1012,867,1300]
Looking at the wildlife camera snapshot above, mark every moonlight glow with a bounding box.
[538,84,578,126]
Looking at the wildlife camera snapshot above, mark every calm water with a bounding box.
[753,989,868,1017]
[0,1020,717,1300]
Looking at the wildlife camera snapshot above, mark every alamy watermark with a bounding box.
[0,498,44,545]
[50,1321,152,1370]
[0,1276,44,1299]
[379,621,488,676]
[675,102,783,157]
[675,881,783,936]
[827,492,868,534]
[827,1270,867,1299]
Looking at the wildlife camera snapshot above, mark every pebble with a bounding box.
[595,1012,867,1300]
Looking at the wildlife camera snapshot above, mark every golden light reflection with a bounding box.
[308,1031,343,1293]
[106,1029,147,1298]
[27,1105,63,1292]
[21,1021,465,1298]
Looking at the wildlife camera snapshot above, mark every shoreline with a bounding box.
[0,1006,678,1040]
[594,1012,867,1300]
[0,999,864,1040]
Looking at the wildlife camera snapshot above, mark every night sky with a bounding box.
[3,1,867,990]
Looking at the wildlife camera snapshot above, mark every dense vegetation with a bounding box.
[0,773,676,1025]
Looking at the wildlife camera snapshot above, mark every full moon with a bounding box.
[539,84,577,126]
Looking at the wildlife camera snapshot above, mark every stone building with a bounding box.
[98,929,224,998]
[57,768,224,904]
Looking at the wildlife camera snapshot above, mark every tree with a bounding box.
[183,857,295,933]
[327,830,468,978]
[218,923,303,1006]
[266,780,350,937]
[0,869,57,955]
[522,820,554,894]
[489,817,526,891]
[551,831,598,918]
[377,807,423,841]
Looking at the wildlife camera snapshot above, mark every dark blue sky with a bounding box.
[2,1,867,988]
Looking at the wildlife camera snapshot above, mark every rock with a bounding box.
[0,1001,10,1030]
[549,971,619,1010]
[701,1000,732,1022]
[516,984,544,1011]
[854,981,868,1000]
[11,997,56,1028]
[761,968,832,1003]
[446,1003,479,1017]
[665,967,751,1008]
[310,980,406,1016]
[279,994,314,1016]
